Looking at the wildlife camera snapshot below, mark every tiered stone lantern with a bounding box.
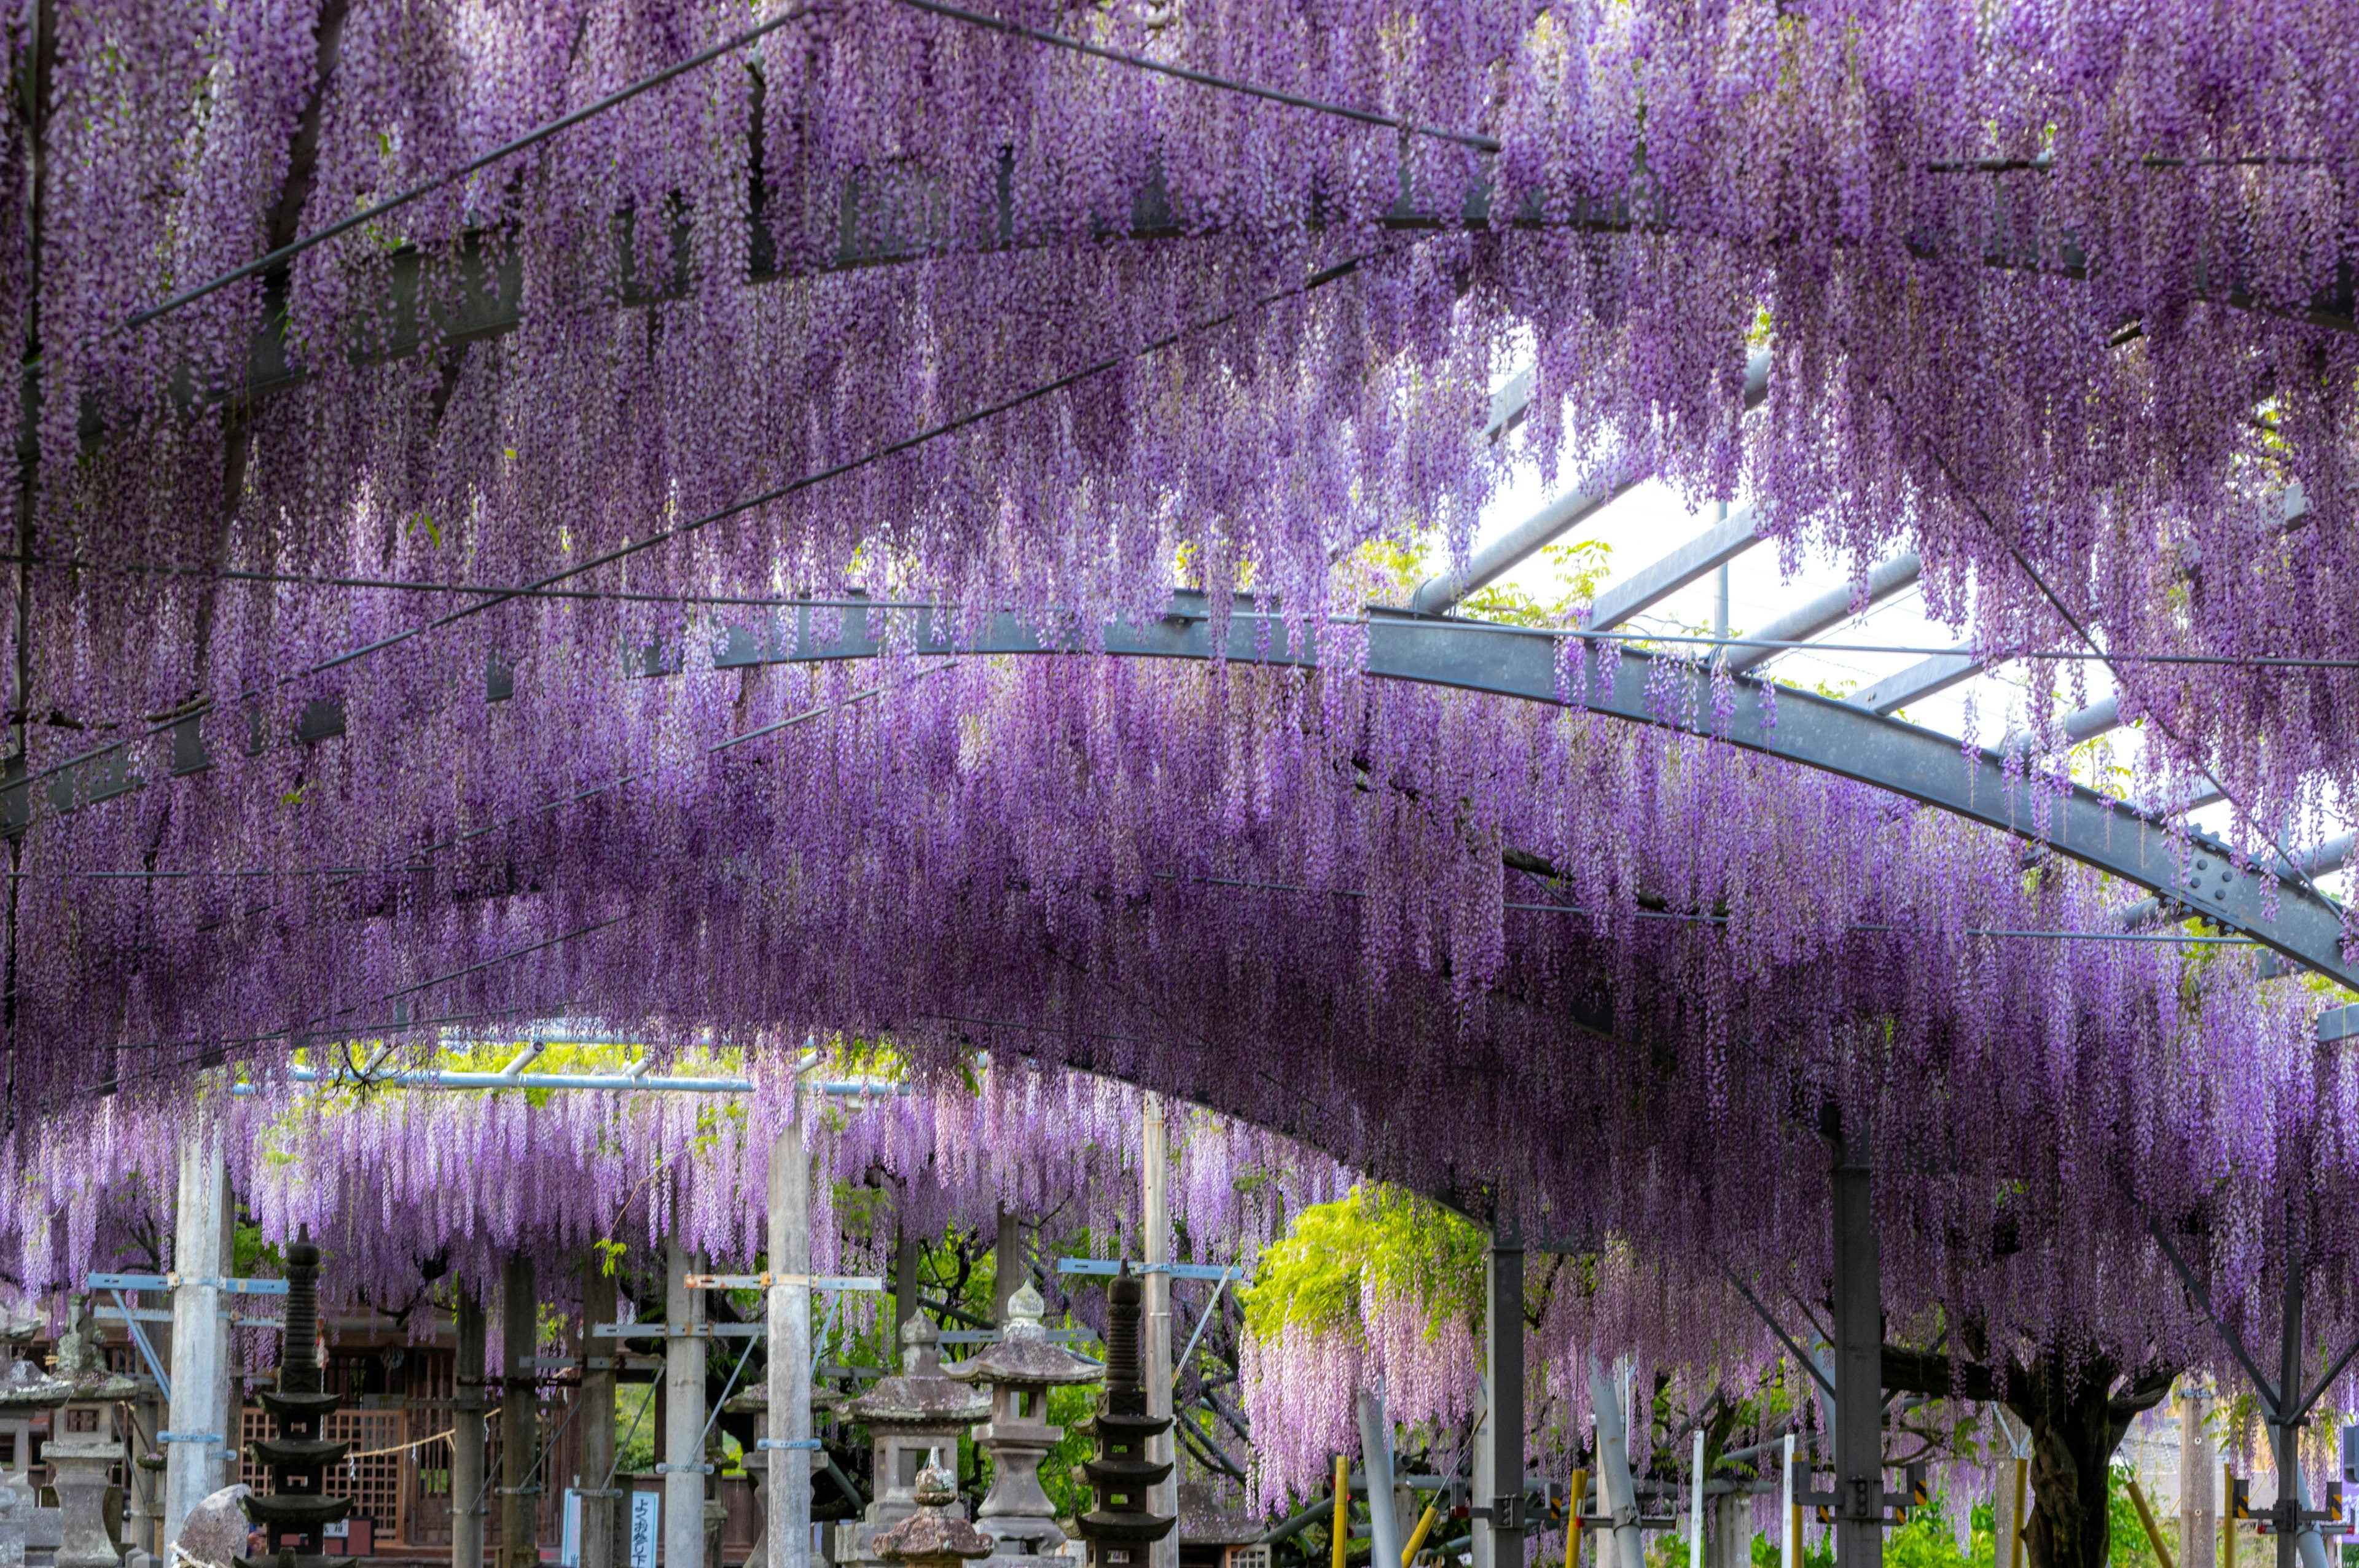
[235,1236,350,1568]
[838,1319,988,1562]
[870,1458,994,1568]
[946,1281,1101,1557]
[1075,1265,1173,1568]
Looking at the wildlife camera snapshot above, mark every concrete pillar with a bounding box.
[2180,1382,2215,1568]
[1476,1223,1524,1568]
[502,1255,539,1568]
[767,1129,814,1568]
[581,1260,620,1568]
[992,1209,1024,1325]
[1143,1098,1176,1568]
[1708,1493,1750,1568]
[663,1243,707,1568]
[893,1234,918,1335]
[163,1134,229,1548]
[1827,1118,1883,1568]
[453,1288,489,1568]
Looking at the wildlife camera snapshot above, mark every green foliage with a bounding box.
[1458,539,1616,627]
[1242,1184,1486,1345]
[2108,1464,2167,1568]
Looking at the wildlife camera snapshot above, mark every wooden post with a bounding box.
[767,1128,814,1568]
[501,1255,538,1568]
[581,1258,619,1568]
[453,1288,488,1568]
[893,1232,918,1335]
[662,1243,707,1568]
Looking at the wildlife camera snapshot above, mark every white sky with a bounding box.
[1444,431,2349,891]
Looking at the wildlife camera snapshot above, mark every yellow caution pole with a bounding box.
[2126,1478,2177,1568]
[1565,1470,1589,1568]
[1402,1501,1440,1568]
[2224,1464,2236,1568]
[1335,1456,1351,1568]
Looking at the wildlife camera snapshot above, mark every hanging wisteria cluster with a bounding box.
[8,655,2349,1498]
[2,0,2356,899]
[0,1051,1328,1316]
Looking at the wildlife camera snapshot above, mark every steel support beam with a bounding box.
[663,1241,709,1568]
[1724,553,1922,674]
[1586,509,1762,632]
[1476,1222,1525,1568]
[580,1257,620,1568]
[1825,1115,1884,1568]
[650,596,2352,987]
[1846,646,1980,716]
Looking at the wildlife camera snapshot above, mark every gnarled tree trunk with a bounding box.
[1883,1343,2175,1568]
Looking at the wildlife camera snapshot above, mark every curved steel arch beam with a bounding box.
[693,592,2355,988]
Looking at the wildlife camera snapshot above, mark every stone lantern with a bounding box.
[234,1235,351,1568]
[946,1282,1101,1556]
[1074,1265,1173,1568]
[870,1458,993,1568]
[838,1320,988,1562]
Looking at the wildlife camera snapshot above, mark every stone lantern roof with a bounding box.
[946,1284,1102,1388]
[842,1318,990,1426]
[873,1459,996,1566]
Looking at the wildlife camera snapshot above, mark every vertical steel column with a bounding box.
[663,1242,708,1568]
[1143,1097,1177,1568]
[1585,1359,1645,1568]
[163,1134,229,1547]
[1828,1118,1884,1568]
[1479,1222,1525,1568]
[501,1255,539,1568]
[581,1259,619,1568]
[453,1289,489,1568]
[767,1128,814,1568]
[2275,1211,2304,1568]
[1356,1386,1404,1568]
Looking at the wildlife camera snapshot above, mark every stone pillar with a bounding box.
[582,1259,620,1568]
[1143,1099,1176,1568]
[767,1129,814,1568]
[453,1287,490,1568]
[163,1134,229,1549]
[1475,1224,1524,1568]
[49,1413,123,1568]
[893,1235,918,1337]
[663,1244,708,1568]
[502,1256,539,1568]
[992,1211,1023,1327]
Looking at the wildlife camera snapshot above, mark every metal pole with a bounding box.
[1144,1096,1177,1568]
[663,1242,708,1568]
[1780,1437,1796,1568]
[1828,1117,1884,1568]
[163,1133,229,1548]
[1481,1222,1525,1568]
[502,1255,539,1568]
[581,1259,619,1568]
[893,1232,918,1336]
[1586,1360,1644,1568]
[453,1288,489,1568]
[2277,1209,2302,1568]
[1688,1430,1705,1568]
[767,1128,815,1568]
[1357,1385,1404,1568]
